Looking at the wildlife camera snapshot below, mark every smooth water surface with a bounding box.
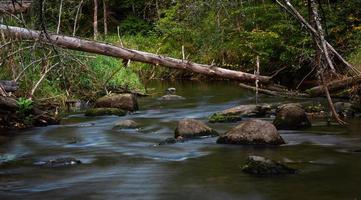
[1,81,361,200]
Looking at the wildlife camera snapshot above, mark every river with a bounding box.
[1,81,361,200]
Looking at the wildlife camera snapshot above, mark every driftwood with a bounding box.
[0,24,271,83]
[0,80,19,93]
[306,76,361,97]
[239,83,310,98]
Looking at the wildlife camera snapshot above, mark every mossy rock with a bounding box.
[208,113,242,123]
[242,156,298,176]
[85,108,127,117]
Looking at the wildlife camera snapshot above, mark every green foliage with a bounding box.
[88,55,145,93]
[118,16,153,35]
[349,47,361,71]
[16,98,33,115]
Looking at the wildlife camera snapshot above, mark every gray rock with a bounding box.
[95,93,138,112]
[113,120,139,129]
[159,137,186,145]
[242,156,298,176]
[158,94,186,101]
[175,119,218,139]
[209,104,271,123]
[334,102,354,117]
[217,119,285,145]
[273,103,311,130]
[165,88,176,95]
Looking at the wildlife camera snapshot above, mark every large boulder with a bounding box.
[209,104,271,123]
[217,119,285,145]
[95,93,138,112]
[242,156,298,176]
[85,108,127,117]
[273,103,311,130]
[175,119,218,139]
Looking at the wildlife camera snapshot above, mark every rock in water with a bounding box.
[242,156,298,176]
[85,108,127,117]
[217,119,285,145]
[158,137,186,145]
[158,94,186,101]
[209,104,271,123]
[95,93,139,112]
[36,157,82,168]
[273,103,311,130]
[334,102,354,117]
[175,119,218,139]
[113,120,139,129]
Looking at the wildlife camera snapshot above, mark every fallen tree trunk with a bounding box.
[239,83,310,98]
[0,80,19,93]
[0,24,271,83]
[306,76,361,97]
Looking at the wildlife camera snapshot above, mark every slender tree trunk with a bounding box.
[56,0,63,34]
[103,0,108,35]
[0,24,271,83]
[307,0,346,125]
[275,0,358,75]
[73,0,84,37]
[93,0,98,40]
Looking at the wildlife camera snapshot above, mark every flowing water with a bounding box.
[1,81,361,200]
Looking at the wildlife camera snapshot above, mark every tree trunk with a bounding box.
[73,0,83,36]
[275,0,359,75]
[306,76,361,96]
[93,0,98,40]
[56,0,63,34]
[103,0,108,35]
[0,24,271,83]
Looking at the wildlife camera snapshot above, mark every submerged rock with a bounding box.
[334,102,354,117]
[217,119,285,145]
[209,104,271,123]
[273,103,311,130]
[158,87,185,101]
[36,157,82,168]
[95,93,139,112]
[242,156,298,176]
[85,108,127,117]
[158,137,186,145]
[175,119,218,139]
[113,119,139,129]
[158,94,186,101]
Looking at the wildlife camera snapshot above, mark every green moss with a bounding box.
[85,108,127,117]
[208,113,242,123]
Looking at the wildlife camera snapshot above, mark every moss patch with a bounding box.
[208,113,242,123]
[85,108,127,117]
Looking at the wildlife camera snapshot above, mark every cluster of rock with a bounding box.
[0,96,59,130]
[157,102,315,175]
